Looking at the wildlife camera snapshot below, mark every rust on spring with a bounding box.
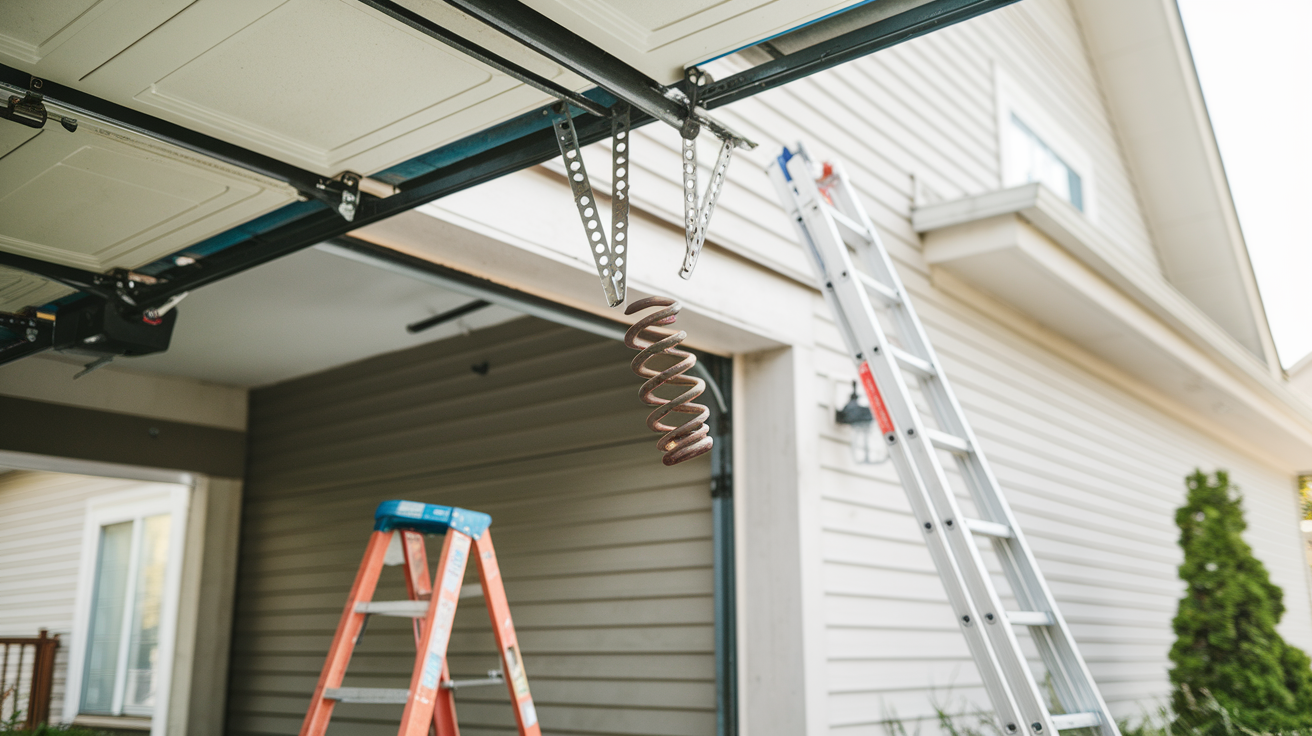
[624,296,713,465]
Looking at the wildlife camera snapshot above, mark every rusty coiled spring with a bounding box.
[624,297,713,465]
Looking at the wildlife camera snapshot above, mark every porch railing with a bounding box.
[1,630,60,730]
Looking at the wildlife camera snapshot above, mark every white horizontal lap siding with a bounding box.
[0,471,180,724]
[616,0,1157,291]
[227,317,715,736]
[812,262,1312,732]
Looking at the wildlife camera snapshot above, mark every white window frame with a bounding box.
[63,484,191,736]
[995,65,1098,222]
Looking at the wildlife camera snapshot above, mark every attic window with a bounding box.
[1004,114,1084,211]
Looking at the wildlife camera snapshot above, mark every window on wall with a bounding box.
[82,514,172,716]
[1003,113,1084,211]
[68,484,190,732]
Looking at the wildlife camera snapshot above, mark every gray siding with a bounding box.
[227,317,716,736]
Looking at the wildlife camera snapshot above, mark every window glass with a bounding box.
[80,513,171,716]
[82,522,133,714]
[125,514,170,713]
[1004,113,1084,211]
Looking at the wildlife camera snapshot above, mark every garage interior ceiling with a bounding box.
[0,0,1016,367]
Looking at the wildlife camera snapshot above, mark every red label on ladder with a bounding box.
[858,362,896,435]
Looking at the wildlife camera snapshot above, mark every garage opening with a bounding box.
[224,308,734,735]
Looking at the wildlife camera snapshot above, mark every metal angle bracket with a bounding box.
[1,77,77,132]
[551,102,630,308]
[678,68,737,280]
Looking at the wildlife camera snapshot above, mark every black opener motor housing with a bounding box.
[52,299,176,358]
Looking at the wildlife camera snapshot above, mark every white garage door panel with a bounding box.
[0,267,72,313]
[77,0,579,175]
[0,116,297,272]
[2,0,876,178]
[1,0,586,177]
[526,0,868,80]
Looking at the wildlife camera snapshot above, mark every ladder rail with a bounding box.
[770,162,1029,733]
[299,530,393,736]
[825,159,1116,725]
[301,503,540,736]
[785,159,1054,735]
[772,148,1119,736]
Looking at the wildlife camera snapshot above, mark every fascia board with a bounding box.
[916,190,1312,466]
[916,185,1285,391]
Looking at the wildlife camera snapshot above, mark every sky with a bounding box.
[1177,0,1312,369]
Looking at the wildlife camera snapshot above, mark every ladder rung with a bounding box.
[923,427,970,454]
[442,670,504,690]
[355,600,430,617]
[821,202,873,245]
[963,518,1012,538]
[323,687,410,704]
[856,271,901,305]
[889,346,934,377]
[460,582,483,599]
[1006,610,1054,626]
[1052,712,1102,730]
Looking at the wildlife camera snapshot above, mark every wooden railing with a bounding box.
[0,630,59,730]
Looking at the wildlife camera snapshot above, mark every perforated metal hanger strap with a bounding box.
[551,103,625,307]
[677,67,736,281]
[610,103,631,296]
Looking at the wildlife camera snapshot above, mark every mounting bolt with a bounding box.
[923,521,933,531]
[961,614,972,625]
[985,612,996,623]
[1007,725,1018,733]
[1032,723,1043,733]
[25,328,37,342]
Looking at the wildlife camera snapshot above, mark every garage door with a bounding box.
[225,316,718,736]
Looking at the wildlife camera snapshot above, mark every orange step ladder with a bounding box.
[300,500,540,736]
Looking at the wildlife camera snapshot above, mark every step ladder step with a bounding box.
[324,687,410,704]
[460,582,483,599]
[355,600,430,617]
[443,670,505,690]
[923,427,970,454]
[1007,610,1055,626]
[821,202,873,246]
[963,518,1012,538]
[889,345,934,377]
[1052,712,1103,730]
[856,271,901,305]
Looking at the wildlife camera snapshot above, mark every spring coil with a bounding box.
[624,296,713,465]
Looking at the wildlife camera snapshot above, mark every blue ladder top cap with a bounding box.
[374,500,492,539]
[778,146,795,181]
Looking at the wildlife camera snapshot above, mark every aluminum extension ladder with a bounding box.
[768,146,1118,736]
[300,500,540,736]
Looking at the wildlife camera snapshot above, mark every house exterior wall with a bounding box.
[226,317,719,736]
[352,1,1312,733]
[0,469,241,736]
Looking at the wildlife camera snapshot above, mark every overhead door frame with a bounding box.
[316,235,740,733]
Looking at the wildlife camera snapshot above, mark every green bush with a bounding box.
[1167,470,1312,734]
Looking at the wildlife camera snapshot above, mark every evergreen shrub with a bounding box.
[1167,469,1312,734]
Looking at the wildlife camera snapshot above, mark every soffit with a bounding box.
[919,210,1312,469]
[1070,0,1277,367]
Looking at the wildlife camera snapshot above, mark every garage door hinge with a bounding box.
[1,77,77,132]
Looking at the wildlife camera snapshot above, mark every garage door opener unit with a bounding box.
[300,500,539,736]
[768,145,1118,736]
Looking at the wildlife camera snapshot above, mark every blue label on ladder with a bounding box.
[420,651,441,690]
[374,500,492,538]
